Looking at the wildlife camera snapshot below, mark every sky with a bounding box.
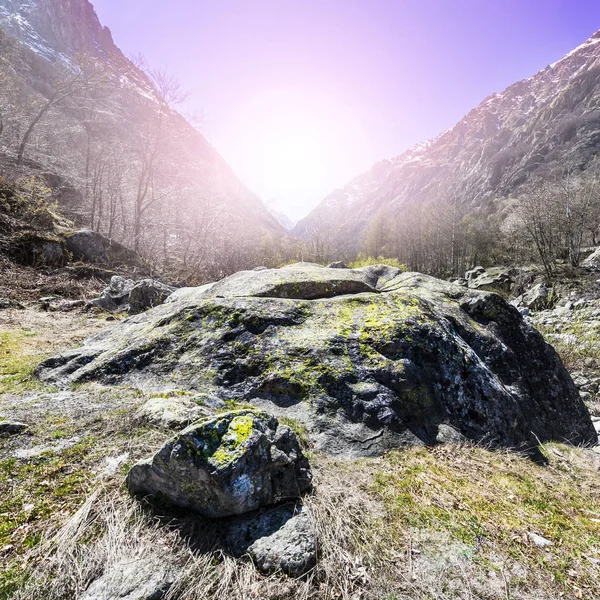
[92,0,600,222]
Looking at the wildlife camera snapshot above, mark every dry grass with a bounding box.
[0,256,106,302]
[8,443,600,600]
[0,307,108,393]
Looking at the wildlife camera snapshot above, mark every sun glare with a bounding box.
[217,87,371,220]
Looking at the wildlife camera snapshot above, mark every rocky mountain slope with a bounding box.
[0,0,283,275]
[294,30,600,247]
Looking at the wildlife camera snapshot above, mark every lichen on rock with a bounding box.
[38,264,597,456]
[125,409,312,518]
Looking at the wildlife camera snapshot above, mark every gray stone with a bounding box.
[165,283,215,305]
[0,421,29,435]
[135,396,210,429]
[66,230,109,264]
[435,424,467,445]
[327,261,348,269]
[203,262,376,300]
[78,556,174,600]
[225,504,317,577]
[125,409,312,518]
[0,298,24,310]
[88,276,134,312]
[40,297,85,312]
[517,283,556,311]
[583,247,600,269]
[37,265,597,456]
[129,280,176,314]
[450,278,468,287]
[468,271,513,294]
[64,230,141,268]
[465,266,486,281]
[527,532,553,548]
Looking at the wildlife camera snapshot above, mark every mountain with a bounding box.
[294,30,600,251]
[0,0,283,280]
[268,206,295,231]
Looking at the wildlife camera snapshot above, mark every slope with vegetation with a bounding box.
[0,0,286,283]
[294,31,600,279]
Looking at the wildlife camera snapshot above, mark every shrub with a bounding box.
[348,254,408,270]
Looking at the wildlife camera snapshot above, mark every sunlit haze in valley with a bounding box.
[93,0,600,222]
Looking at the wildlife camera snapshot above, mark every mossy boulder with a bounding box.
[125,409,312,518]
[37,264,596,456]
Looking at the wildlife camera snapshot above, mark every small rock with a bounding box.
[436,424,467,445]
[0,421,29,435]
[129,280,176,314]
[450,278,468,287]
[40,297,85,312]
[88,276,134,312]
[327,261,348,269]
[225,504,317,577]
[0,298,25,310]
[465,266,486,281]
[77,556,175,600]
[527,532,553,547]
[125,409,312,518]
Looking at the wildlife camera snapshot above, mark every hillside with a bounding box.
[294,30,600,263]
[0,0,284,281]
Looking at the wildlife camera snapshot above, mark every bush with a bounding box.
[348,254,408,270]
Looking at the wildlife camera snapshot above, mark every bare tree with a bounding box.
[16,55,112,164]
[128,57,190,253]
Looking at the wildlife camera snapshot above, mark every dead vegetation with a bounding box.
[5,439,600,600]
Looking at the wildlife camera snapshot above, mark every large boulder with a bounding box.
[64,230,142,267]
[125,409,312,518]
[37,264,596,456]
[65,230,108,264]
[9,232,67,266]
[129,279,176,314]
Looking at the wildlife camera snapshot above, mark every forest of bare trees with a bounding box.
[300,164,600,281]
[0,29,289,283]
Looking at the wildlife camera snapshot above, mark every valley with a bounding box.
[2,1,600,599]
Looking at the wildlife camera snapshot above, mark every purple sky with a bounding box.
[93,0,600,221]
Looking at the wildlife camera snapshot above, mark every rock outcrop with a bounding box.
[125,409,312,518]
[64,230,143,268]
[37,263,596,456]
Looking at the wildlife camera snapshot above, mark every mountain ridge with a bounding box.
[293,28,600,248]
